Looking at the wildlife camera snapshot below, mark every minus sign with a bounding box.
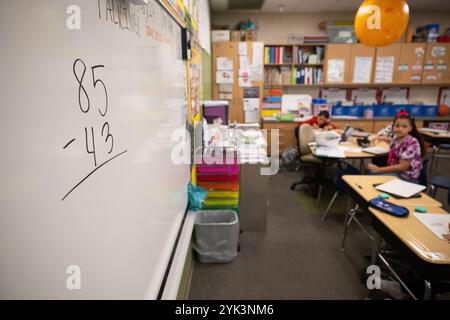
[63,138,76,149]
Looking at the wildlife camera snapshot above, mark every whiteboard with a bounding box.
[0,0,189,299]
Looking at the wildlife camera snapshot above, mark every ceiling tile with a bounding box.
[294,0,337,13]
[261,0,301,12]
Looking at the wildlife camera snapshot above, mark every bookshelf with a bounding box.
[264,44,327,86]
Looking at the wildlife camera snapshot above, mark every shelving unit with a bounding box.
[263,43,450,87]
[264,44,326,86]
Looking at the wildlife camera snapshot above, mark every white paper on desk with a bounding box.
[375,179,426,198]
[243,98,259,111]
[353,57,373,83]
[362,146,389,155]
[340,146,362,153]
[327,59,345,83]
[217,57,233,71]
[216,70,234,84]
[239,42,247,56]
[414,213,450,240]
[375,56,395,83]
[315,146,345,158]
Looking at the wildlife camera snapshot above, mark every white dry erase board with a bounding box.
[0,0,190,299]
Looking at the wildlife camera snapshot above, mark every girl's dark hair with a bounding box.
[394,112,426,157]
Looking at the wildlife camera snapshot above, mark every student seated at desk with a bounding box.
[294,111,336,144]
[368,111,425,183]
[304,111,336,130]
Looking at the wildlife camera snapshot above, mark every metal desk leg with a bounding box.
[341,207,351,251]
[378,253,418,300]
[371,233,381,265]
[424,280,432,300]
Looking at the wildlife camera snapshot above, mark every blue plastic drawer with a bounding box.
[374,104,396,118]
[331,104,349,117]
[422,105,438,117]
[407,105,422,117]
[348,105,364,117]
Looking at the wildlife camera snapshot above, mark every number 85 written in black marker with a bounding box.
[73,59,108,116]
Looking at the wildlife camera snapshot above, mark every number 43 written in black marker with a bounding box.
[72,58,114,166]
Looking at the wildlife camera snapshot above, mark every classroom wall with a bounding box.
[212,12,450,43]
[212,11,450,104]
[202,48,212,101]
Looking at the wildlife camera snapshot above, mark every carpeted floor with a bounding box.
[188,157,450,300]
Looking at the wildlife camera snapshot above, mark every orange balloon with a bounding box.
[355,0,410,47]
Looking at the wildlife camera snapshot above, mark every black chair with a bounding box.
[321,160,360,221]
[429,176,450,205]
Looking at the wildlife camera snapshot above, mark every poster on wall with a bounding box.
[188,44,202,124]
[198,0,211,55]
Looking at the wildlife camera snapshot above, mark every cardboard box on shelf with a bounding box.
[245,30,257,41]
[212,30,230,42]
[231,31,242,41]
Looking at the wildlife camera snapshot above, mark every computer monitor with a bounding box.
[341,124,352,142]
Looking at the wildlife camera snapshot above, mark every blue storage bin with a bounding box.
[331,104,349,117]
[408,105,422,117]
[422,105,438,117]
[348,105,364,117]
[374,104,396,118]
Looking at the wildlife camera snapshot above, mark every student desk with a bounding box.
[308,137,389,206]
[309,139,389,160]
[342,175,448,299]
[419,129,450,176]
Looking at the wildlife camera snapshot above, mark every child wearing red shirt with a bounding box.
[304,111,336,130]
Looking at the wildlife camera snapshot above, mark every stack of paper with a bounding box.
[315,146,345,158]
[413,213,450,240]
[362,146,389,155]
[375,179,426,198]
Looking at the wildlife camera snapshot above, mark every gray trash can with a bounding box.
[193,210,239,263]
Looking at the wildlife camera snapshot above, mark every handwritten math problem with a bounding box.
[61,58,127,201]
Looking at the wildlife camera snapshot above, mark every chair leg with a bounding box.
[321,191,339,221]
[341,206,353,251]
[316,185,323,208]
[346,204,359,227]
[429,184,437,198]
